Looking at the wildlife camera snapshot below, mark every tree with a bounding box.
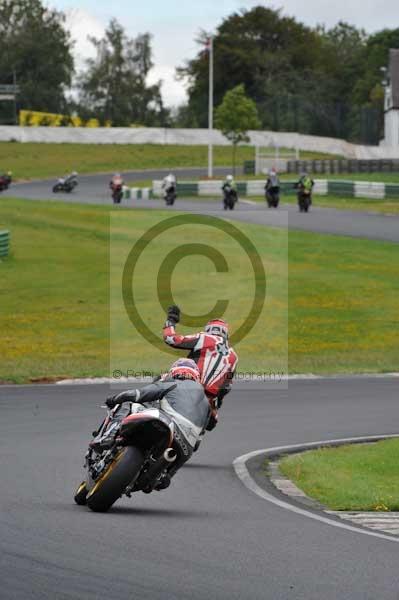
[215,84,260,174]
[177,6,399,142]
[177,7,323,130]
[78,19,167,126]
[0,0,74,121]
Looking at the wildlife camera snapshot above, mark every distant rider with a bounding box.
[65,171,78,185]
[295,172,314,195]
[163,305,238,430]
[265,168,280,195]
[162,173,176,199]
[110,173,124,191]
[222,174,237,195]
[98,358,210,490]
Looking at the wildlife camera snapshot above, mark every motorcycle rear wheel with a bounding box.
[86,446,144,512]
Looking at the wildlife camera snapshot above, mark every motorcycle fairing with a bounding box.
[120,408,174,451]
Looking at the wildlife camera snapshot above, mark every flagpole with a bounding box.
[208,36,213,179]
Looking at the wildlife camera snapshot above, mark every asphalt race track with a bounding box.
[4,168,399,243]
[1,378,399,600]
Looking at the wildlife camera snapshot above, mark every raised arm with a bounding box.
[163,305,200,350]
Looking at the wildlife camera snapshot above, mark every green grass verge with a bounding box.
[279,439,399,511]
[0,141,337,181]
[1,198,398,382]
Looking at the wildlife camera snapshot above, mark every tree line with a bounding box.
[1,1,398,143]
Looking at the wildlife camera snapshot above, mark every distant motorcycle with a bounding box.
[295,184,312,213]
[111,184,123,204]
[265,186,280,208]
[164,185,177,206]
[0,172,12,192]
[222,185,237,210]
[297,188,312,212]
[53,173,78,193]
[294,177,314,213]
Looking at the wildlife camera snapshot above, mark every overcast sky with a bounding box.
[50,1,399,107]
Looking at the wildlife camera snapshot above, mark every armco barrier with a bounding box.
[0,230,10,258]
[327,180,355,197]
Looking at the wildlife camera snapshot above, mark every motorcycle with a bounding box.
[74,390,197,512]
[53,174,78,194]
[223,185,237,210]
[164,185,177,206]
[111,183,123,204]
[297,186,312,212]
[0,173,12,192]
[265,186,280,208]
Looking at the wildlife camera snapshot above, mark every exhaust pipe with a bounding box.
[164,448,177,462]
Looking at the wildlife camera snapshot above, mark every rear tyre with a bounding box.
[86,446,144,512]
[74,481,88,505]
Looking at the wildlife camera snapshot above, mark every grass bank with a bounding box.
[0,142,335,181]
[279,438,399,511]
[1,198,398,382]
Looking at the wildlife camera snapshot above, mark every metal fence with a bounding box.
[287,159,399,174]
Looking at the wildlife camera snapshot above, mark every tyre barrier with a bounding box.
[0,230,10,258]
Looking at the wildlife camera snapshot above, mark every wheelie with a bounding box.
[222,174,238,210]
[295,172,314,212]
[53,171,78,193]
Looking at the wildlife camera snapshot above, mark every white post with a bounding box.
[208,36,214,179]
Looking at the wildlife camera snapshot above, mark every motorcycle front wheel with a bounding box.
[86,446,144,512]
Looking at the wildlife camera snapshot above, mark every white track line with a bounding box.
[233,434,399,544]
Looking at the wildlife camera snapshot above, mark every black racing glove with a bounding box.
[105,390,137,409]
[166,305,180,325]
[206,414,218,431]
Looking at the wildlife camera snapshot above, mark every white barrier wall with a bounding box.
[198,181,223,195]
[354,181,385,199]
[313,179,328,196]
[1,125,399,159]
[246,181,265,196]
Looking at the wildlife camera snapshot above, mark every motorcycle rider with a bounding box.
[295,171,314,195]
[163,305,238,430]
[162,173,177,199]
[96,358,210,490]
[65,171,78,185]
[109,172,124,191]
[0,170,12,190]
[265,168,280,198]
[222,174,238,208]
